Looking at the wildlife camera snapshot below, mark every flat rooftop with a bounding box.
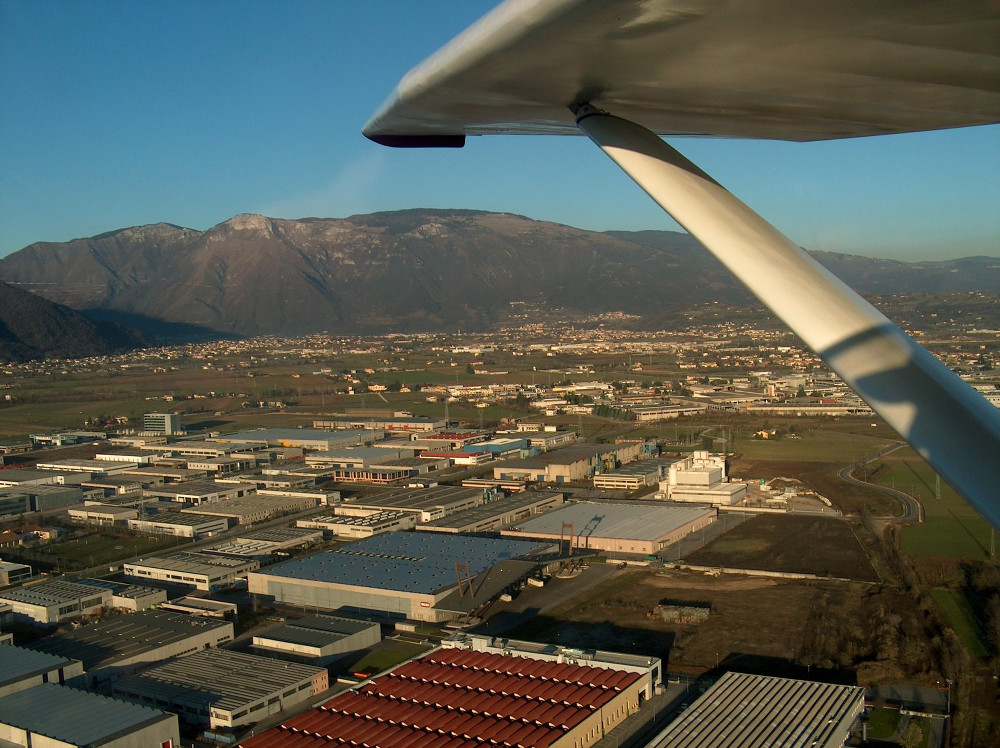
[133,511,227,526]
[420,492,563,531]
[347,485,485,512]
[598,458,680,477]
[257,614,377,648]
[509,502,714,542]
[212,428,373,444]
[146,480,252,496]
[257,532,550,594]
[129,551,256,574]
[113,648,322,713]
[650,671,865,748]
[0,683,173,745]
[28,610,232,671]
[0,579,105,607]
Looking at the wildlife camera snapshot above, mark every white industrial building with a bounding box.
[658,450,748,505]
[128,511,230,538]
[143,412,185,435]
[0,561,32,587]
[298,510,418,538]
[146,479,257,505]
[503,502,716,555]
[68,502,140,526]
[179,493,321,524]
[125,552,260,591]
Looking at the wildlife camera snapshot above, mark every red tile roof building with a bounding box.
[241,646,653,748]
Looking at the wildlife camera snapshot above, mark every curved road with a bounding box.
[838,441,923,524]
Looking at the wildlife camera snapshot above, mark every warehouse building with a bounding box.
[69,502,140,526]
[145,479,256,505]
[252,614,381,665]
[0,683,180,748]
[0,468,88,488]
[0,579,111,625]
[417,491,564,535]
[248,532,550,623]
[298,510,418,538]
[213,428,381,451]
[35,458,138,475]
[649,671,865,748]
[0,561,31,587]
[160,596,237,618]
[112,648,327,731]
[179,493,321,524]
[314,416,443,432]
[128,511,230,538]
[593,458,679,491]
[495,443,643,484]
[125,551,260,591]
[76,579,167,612]
[304,446,415,469]
[342,485,488,522]
[28,609,234,687]
[503,502,717,556]
[0,644,84,698]
[202,527,324,559]
[240,636,659,748]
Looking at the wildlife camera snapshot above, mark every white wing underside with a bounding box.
[364,0,1000,525]
[364,0,1000,144]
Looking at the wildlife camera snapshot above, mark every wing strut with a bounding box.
[572,104,1000,526]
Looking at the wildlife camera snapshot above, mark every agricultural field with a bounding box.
[685,514,880,582]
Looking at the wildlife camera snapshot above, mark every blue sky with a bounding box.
[1,0,997,261]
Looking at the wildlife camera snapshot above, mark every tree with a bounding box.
[900,721,922,748]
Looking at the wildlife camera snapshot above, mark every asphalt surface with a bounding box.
[838,441,923,523]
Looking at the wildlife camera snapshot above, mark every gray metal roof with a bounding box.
[0,645,79,688]
[0,683,173,744]
[0,579,106,607]
[112,648,322,713]
[510,502,714,542]
[28,610,232,670]
[420,492,563,530]
[651,671,865,748]
[347,485,484,512]
[255,615,376,648]
[258,532,550,594]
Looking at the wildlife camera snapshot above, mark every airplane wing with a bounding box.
[363,0,1000,526]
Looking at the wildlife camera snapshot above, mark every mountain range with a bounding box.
[1,209,998,345]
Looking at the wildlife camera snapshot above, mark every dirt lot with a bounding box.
[503,567,875,679]
[685,514,880,582]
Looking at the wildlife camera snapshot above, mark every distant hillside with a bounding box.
[0,281,147,362]
[0,210,996,337]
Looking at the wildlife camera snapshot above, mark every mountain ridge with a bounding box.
[1,210,997,338]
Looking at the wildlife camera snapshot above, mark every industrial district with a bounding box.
[1,321,998,748]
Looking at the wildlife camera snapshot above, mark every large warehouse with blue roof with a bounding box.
[248,532,551,622]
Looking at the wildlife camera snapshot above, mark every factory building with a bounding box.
[202,527,324,559]
[495,443,643,484]
[503,502,717,556]
[342,485,488,523]
[124,552,260,591]
[314,416,443,432]
[36,458,138,475]
[251,614,381,665]
[0,561,31,587]
[593,458,679,490]
[145,479,256,505]
[28,609,234,687]
[658,451,748,505]
[298,510,418,539]
[304,446,415,469]
[240,636,659,748]
[212,428,381,451]
[128,511,230,538]
[417,491,564,535]
[0,579,112,625]
[76,579,167,612]
[0,644,84,698]
[0,683,180,748]
[179,493,321,524]
[248,532,550,623]
[650,672,865,748]
[112,648,327,731]
[0,483,85,515]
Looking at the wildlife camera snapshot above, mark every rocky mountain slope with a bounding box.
[1,210,996,337]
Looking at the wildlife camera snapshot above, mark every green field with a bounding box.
[865,707,902,740]
[734,429,889,464]
[882,451,994,559]
[930,588,990,657]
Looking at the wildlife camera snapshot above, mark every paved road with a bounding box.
[837,441,923,523]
